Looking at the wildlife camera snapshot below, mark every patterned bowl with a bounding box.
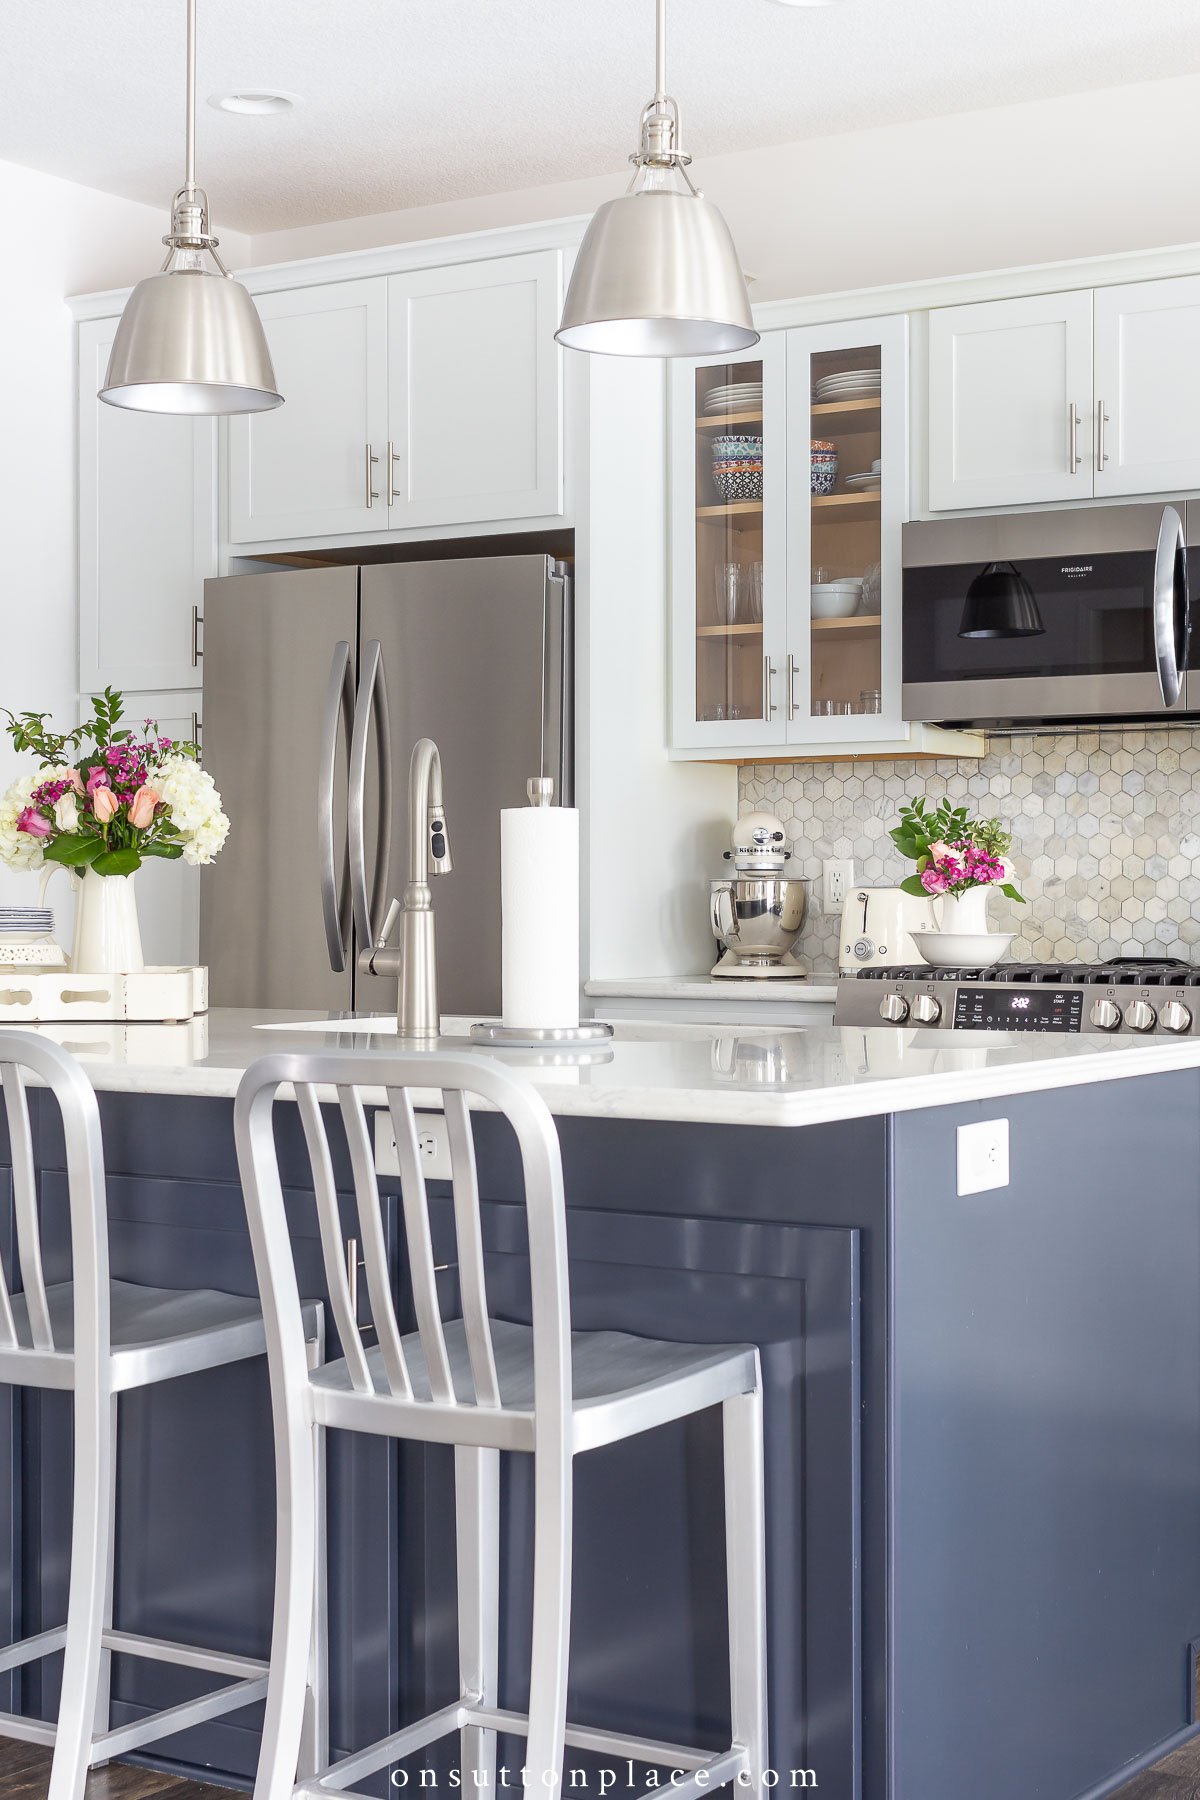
[713,465,765,503]
[811,460,838,496]
[712,435,764,460]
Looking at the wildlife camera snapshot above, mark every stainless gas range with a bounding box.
[833,959,1200,1037]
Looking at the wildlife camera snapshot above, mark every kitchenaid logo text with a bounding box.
[389,1771,818,1792]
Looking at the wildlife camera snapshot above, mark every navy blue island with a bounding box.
[3,1010,1200,1800]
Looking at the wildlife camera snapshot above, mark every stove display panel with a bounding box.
[952,986,1086,1032]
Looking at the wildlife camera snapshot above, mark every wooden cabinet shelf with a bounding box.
[810,397,881,432]
[696,409,763,429]
[696,622,764,638]
[697,501,764,523]
[811,493,881,520]
[811,614,881,637]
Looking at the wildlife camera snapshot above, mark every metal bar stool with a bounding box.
[235,1050,768,1800]
[0,1032,324,1800]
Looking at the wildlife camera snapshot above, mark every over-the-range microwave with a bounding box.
[902,502,1196,728]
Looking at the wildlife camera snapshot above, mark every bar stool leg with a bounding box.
[456,1446,500,1791]
[299,1323,329,1782]
[522,1443,572,1800]
[90,1394,120,1759]
[254,1398,319,1800]
[723,1388,768,1800]
[47,1374,112,1800]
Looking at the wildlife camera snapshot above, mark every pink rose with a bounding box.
[16,807,51,840]
[85,768,110,796]
[65,768,85,795]
[926,840,951,862]
[91,786,119,824]
[127,785,160,830]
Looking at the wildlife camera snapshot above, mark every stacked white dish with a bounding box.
[811,578,863,620]
[704,381,763,414]
[845,458,882,493]
[813,368,881,402]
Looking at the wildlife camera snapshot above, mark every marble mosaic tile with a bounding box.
[739,729,1200,974]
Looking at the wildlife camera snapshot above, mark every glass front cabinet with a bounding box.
[669,314,972,757]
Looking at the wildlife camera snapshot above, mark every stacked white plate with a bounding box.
[704,382,764,414]
[813,368,881,402]
[845,472,881,491]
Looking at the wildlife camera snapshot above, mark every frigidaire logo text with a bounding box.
[1060,564,1093,578]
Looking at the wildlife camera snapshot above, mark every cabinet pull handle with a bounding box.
[365,443,380,508]
[763,656,778,719]
[386,440,401,508]
[191,710,201,750]
[1068,401,1080,476]
[190,604,202,667]
[1096,400,1110,471]
[786,652,799,722]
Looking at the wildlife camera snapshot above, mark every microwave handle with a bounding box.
[1153,505,1187,709]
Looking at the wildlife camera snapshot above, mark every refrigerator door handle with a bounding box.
[318,641,355,972]
[349,639,394,949]
[1154,505,1187,708]
[543,559,574,804]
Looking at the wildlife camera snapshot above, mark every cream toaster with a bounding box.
[839,885,937,973]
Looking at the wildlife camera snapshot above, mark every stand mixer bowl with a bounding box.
[710,876,810,977]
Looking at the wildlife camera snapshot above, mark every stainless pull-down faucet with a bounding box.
[359,738,451,1038]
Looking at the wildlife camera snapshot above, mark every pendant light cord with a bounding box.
[185,0,197,197]
[655,0,666,102]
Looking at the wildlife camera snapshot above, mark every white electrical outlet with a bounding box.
[374,1110,453,1181]
[822,858,855,913]
[957,1119,1010,1196]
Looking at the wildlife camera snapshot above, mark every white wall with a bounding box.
[0,158,249,919]
[250,70,1200,304]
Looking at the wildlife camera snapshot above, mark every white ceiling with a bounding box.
[3,0,1199,236]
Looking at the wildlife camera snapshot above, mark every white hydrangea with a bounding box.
[0,767,43,871]
[156,754,230,867]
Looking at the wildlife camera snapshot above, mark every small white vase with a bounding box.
[72,870,144,974]
[937,887,991,935]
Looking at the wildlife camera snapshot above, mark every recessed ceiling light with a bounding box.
[209,90,301,115]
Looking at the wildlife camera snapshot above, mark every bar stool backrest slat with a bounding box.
[235,1052,572,1428]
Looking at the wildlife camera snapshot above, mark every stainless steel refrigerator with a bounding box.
[199,554,572,1015]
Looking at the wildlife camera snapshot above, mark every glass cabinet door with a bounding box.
[670,334,787,749]
[786,316,906,741]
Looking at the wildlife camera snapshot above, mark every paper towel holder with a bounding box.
[470,774,615,1054]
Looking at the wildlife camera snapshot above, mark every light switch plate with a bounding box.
[957,1118,1010,1196]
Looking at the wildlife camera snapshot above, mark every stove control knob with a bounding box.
[1160,1000,1193,1034]
[1089,999,1121,1032]
[1124,999,1157,1033]
[910,993,942,1025]
[879,993,909,1023]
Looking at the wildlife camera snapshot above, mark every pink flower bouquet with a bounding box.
[889,797,1025,904]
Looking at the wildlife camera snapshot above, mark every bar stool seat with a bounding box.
[311,1316,759,1453]
[1,1278,318,1392]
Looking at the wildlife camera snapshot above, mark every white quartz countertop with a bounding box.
[585,977,838,1004]
[19,1006,1200,1129]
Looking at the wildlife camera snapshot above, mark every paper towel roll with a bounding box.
[501,805,580,1030]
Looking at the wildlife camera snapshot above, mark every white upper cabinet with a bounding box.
[387,250,563,527]
[78,317,216,694]
[1093,274,1200,497]
[227,277,389,543]
[928,290,1094,511]
[227,251,563,544]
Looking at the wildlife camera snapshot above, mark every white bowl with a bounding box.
[811,590,860,619]
[911,931,1015,969]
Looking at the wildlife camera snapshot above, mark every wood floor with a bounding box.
[3,1732,1200,1800]
[0,1742,237,1798]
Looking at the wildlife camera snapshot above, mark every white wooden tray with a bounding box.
[0,965,208,1023]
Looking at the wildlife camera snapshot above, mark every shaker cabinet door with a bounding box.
[78,318,216,693]
[226,277,389,543]
[927,290,1094,510]
[386,250,563,528]
[1093,274,1200,497]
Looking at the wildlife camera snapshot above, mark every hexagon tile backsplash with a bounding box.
[740,728,1200,975]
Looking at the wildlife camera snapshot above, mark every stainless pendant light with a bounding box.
[556,0,758,357]
[99,0,281,414]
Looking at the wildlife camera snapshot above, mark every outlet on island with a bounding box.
[374,1110,453,1181]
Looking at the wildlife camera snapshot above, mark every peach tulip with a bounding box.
[128,785,160,830]
[91,786,119,824]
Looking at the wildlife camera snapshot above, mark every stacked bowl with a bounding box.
[712,435,763,504]
[811,438,838,496]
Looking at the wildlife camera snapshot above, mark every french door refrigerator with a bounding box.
[199,554,572,1015]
